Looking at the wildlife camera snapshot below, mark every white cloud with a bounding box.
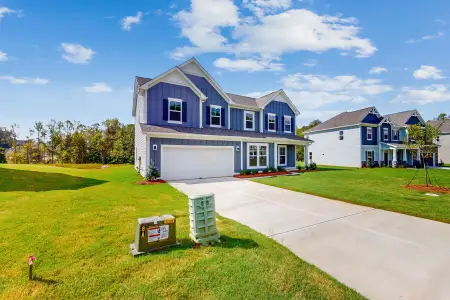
[392,84,450,105]
[436,18,447,26]
[0,6,15,21]
[121,11,143,31]
[84,82,113,93]
[413,65,445,80]
[369,67,387,74]
[298,109,343,124]
[0,51,8,62]
[214,57,283,71]
[172,4,376,61]
[245,90,276,98]
[171,0,239,59]
[61,43,95,64]
[406,31,445,43]
[303,59,317,67]
[280,72,392,109]
[243,0,292,18]
[0,76,49,85]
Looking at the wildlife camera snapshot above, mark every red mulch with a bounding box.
[136,179,166,185]
[403,184,450,194]
[234,171,290,179]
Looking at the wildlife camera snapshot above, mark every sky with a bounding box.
[1,0,450,138]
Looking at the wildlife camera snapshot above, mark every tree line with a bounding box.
[0,119,134,165]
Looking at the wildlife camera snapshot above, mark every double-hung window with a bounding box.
[383,128,389,141]
[210,105,221,127]
[284,116,292,133]
[268,113,276,132]
[392,129,399,141]
[244,111,255,131]
[367,127,372,140]
[278,145,287,166]
[168,98,182,123]
[248,143,268,168]
[366,151,373,164]
[339,131,344,140]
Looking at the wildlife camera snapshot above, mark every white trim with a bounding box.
[274,143,278,168]
[260,89,300,116]
[367,127,373,141]
[199,102,203,128]
[305,123,360,134]
[383,127,389,141]
[283,115,292,133]
[143,90,148,123]
[147,136,150,168]
[228,106,230,129]
[168,97,183,124]
[240,141,243,170]
[259,110,263,133]
[247,143,269,169]
[230,104,260,111]
[178,58,234,104]
[244,111,255,131]
[210,104,222,128]
[278,145,287,166]
[268,113,276,132]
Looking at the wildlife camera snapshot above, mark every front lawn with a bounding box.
[255,166,450,223]
[0,165,363,299]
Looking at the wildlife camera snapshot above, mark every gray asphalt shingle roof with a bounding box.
[140,124,311,142]
[384,110,416,126]
[428,119,450,133]
[226,93,259,108]
[306,107,375,133]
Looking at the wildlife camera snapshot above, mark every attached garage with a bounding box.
[161,145,235,180]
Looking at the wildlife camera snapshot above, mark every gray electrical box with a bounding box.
[189,193,220,244]
[130,214,177,256]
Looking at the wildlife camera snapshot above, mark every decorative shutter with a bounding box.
[206,105,211,125]
[182,102,187,122]
[163,99,168,121]
[221,108,225,127]
[275,116,279,132]
[264,114,268,131]
[291,116,295,134]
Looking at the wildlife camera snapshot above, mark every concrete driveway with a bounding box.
[170,177,450,300]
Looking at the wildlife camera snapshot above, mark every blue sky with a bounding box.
[1,0,450,138]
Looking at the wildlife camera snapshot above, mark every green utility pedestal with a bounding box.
[130,214,177,256]
[189,193,220,244]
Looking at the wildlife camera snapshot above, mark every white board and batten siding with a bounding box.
[307,126,362,167]
[134,92,148,177]
[438,134,450,163]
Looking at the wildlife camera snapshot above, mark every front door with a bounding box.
[384,151,389,165]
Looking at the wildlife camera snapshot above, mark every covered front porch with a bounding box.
[380,143,437,167]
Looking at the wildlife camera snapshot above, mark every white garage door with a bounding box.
[161,145,235,180]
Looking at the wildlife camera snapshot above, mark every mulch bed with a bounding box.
[136,179,166,185]
[234,171,290,179]
[403,184,450,194]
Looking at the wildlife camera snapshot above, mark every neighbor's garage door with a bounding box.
[161,145,234,180]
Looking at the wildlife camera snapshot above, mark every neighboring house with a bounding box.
[428,118,450,164]
[304,107,430,167]
[133,58,312,180]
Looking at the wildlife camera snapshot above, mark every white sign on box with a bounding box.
[147,225,169,243]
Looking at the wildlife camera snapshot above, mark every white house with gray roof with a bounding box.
[428,118,450,164]
[304,107,431,168]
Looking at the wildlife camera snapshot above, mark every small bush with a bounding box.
[309,162,317,170]
[239,170,246,175]
[296,165,302,170]
[245,169,252,175]
[305,165,310,170]
[268,167,277,173]
[371,162,380,168]
[361,161,367,168]
[262,168,269,173]
[251,169,258,175]
[277,166,286,172]
[145,160,160,181]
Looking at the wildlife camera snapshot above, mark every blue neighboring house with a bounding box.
[132,58,312,180]
[304,107,432,168]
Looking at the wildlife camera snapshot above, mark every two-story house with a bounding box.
[132,58,312,180]
[304,107,429,168]
[428,118,450,165]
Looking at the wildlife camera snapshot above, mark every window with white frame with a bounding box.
[247,143,268,168]
[367,127,372,140]
[210,105,221,127]
[366,151,373,164]
[268,113,276,131]
[168,98,182,123]
[244,111,255,130]
[339,130,344,140]
[284,116,291,133]
[392,129,399,141]
[383,128,389,141]
[278,145,287,166]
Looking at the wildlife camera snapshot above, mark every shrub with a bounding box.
[145,160,160,181]
[305,165,310,170]
[361,161,367,168]
[245,169,252,175]
[309,162,317,170]
[239,170,246,175]
[277,166,286,172]
[296,165,302,170]
[371,162,380,168]
[268,167,277,173]
[0,148,5,164]
[262,168,269,173]
[251,169,258,175]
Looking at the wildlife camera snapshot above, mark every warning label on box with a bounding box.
[148,225,169,243]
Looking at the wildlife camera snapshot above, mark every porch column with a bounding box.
[392,149,397,166]
[274,143,278,169]
[403,149,407,164]
[417,148,421,162]
[433,152,436,167]
[304,145,309,166]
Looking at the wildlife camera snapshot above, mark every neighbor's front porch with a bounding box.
[380,142,437,167]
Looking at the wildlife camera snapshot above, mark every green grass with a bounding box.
[0,164,363,300]
[49,163,126,169]
[256,166,450,224]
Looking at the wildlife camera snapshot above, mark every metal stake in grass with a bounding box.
[28,254,36,280]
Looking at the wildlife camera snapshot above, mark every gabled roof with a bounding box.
[428,119,450,133]
[256,91,279,108]
[227,93,259,109]
[384,109,425,126]
[305,107,376,133]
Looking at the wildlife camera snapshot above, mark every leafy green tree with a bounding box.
[46,120,63,164]
[34,121,44,163]
[0,148,6,163]
[10,124,19,164]
[436,113,448,121]
[0,126,12,146]
[296,119,321,161]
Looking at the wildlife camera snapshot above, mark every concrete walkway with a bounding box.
[170,177,450,300]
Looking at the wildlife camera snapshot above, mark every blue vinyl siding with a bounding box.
[406,116,422,125]
[185,74,229,129]
[147,82,200,128]
[361,126,378,145]
[287,145,296,167]
[361,113,382,124]
[230,108,260,131]
[149,138,241,173]
[263,101,296,135]
[380,123,391,142]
